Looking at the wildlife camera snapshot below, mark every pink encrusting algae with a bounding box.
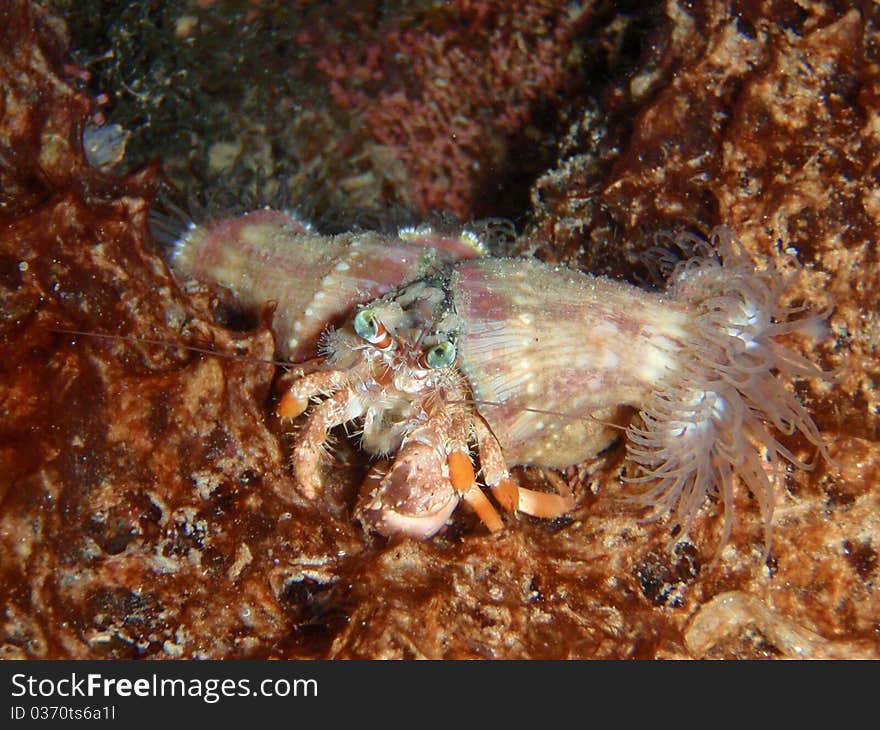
[316,0,588,217]
[169,212,830,555]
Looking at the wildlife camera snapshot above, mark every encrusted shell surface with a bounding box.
[446,258,693,467]
[172,210,484,360]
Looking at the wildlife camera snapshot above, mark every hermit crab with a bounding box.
[170,210,829,549]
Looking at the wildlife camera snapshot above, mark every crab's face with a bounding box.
[302,279,463,459]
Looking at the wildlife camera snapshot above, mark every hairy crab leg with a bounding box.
[276,369,351,419]
[444,408,504,532]
[291,387,366,498]
[473,417,574,519]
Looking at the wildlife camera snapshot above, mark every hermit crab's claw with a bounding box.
[277,390,309,419]
[356,444,459,539]
[514,484,575,519]
[471,418,575,521]
[447,450,504,532]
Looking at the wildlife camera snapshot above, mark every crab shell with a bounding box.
[442,257,693,468]
[171,209,681,472]
[170,209,485,361]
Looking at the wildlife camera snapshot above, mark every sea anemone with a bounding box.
[626,227,831,557]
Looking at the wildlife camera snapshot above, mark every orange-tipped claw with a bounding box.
[461,488,504,533]
[447,450,503,532]
[448,450,476,494]
[516,487,574,519]
[277,391,309,419]
[491,477,520,513]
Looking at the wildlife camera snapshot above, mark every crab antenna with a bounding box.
[47,327,314,372]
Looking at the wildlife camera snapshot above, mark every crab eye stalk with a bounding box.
[425,340,456,369]
[354,308,394,350]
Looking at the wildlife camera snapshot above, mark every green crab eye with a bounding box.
[354,308,379,341]
[354,308,394,350]
[425,340,456,369]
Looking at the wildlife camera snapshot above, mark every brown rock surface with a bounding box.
[1,0,877,659]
